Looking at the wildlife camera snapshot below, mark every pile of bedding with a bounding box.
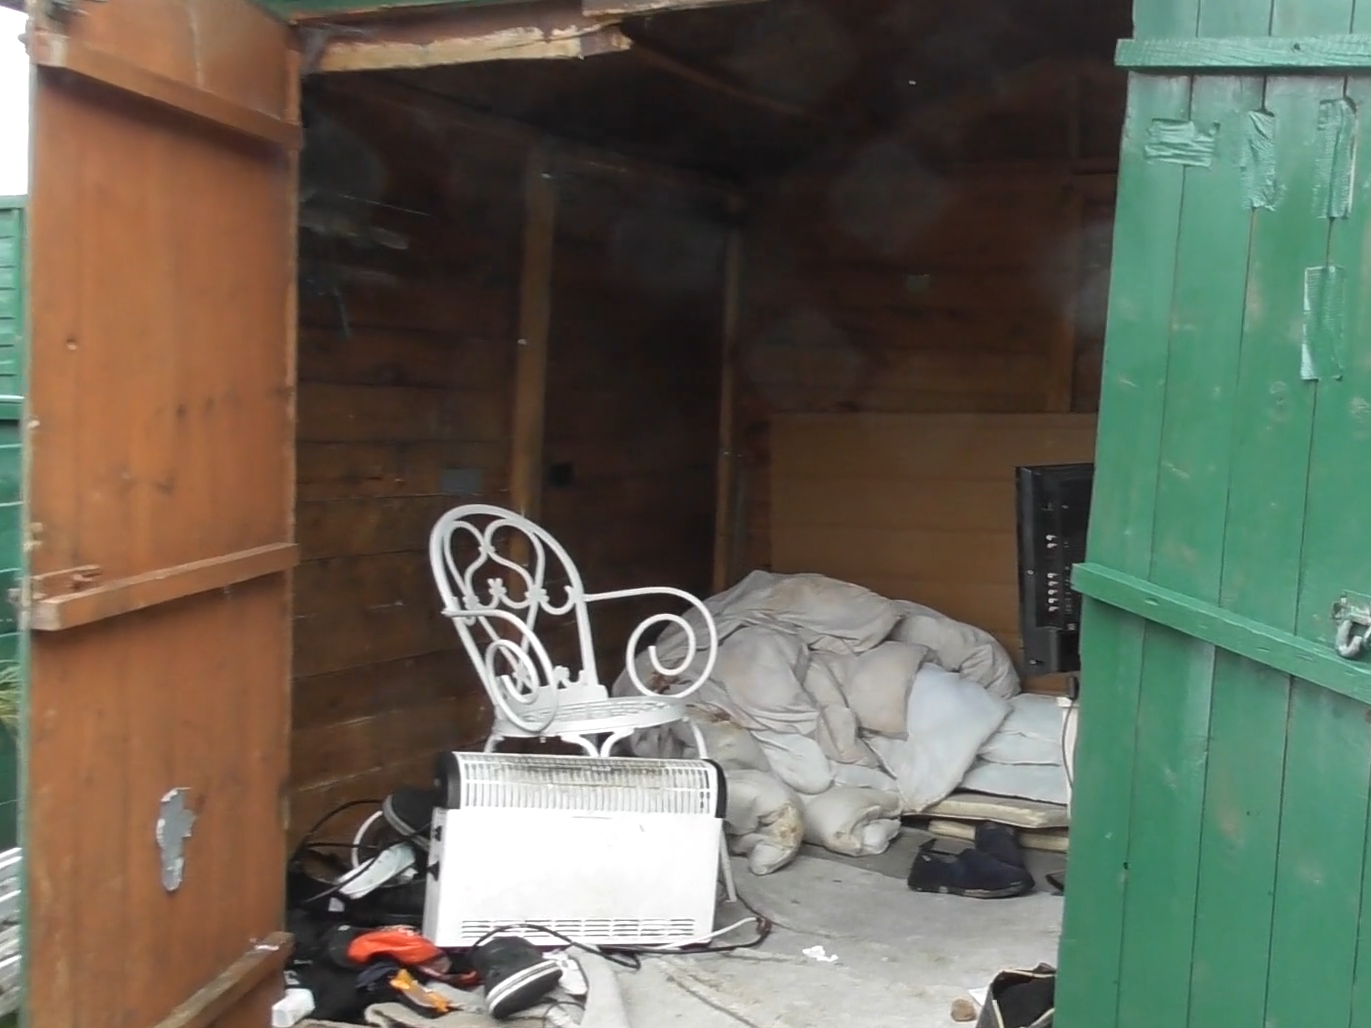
[611,571,1069,875]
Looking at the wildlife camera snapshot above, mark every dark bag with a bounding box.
[974,964,1056,1028]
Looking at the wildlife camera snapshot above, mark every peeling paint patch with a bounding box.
[156,788,196,893]
[1302,266,1346,382]
[1144,119,1219,167]
[1314,98,1358,219]
[1241,111,1279,210]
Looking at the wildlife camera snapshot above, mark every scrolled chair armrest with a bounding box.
[440,603,561,733]
[583,586,719,700]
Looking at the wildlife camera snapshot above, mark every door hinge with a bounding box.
[1332,592,1371,659]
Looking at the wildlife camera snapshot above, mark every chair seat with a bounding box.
[493,695,687,739]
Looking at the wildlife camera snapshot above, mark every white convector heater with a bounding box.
[423,752,725,949]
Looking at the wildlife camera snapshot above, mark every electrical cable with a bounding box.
[470,913,771,968]
[350,809,389,869]
[289,797,433,906]
[1059,697,1077,792]
[541,998,585,1028]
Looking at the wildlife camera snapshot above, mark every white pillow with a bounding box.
[868,664,1010,811]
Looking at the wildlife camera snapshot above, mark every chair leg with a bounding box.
[598,729,634,757]
[563,733,600,756]
[686,719,737,905]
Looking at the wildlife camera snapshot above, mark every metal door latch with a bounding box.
[1332,593,1371,659]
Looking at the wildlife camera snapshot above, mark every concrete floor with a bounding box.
[617,828,1066,1028]
[311,828,1065,1028]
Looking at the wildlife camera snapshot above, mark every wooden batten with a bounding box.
[624,37,824,123]
[582,0,768,15]
[291,79,524,827]
[509,144,558,529]
[1046,185,1085,412]
[307,0,631,73]
[712,225,744,593]
[343,76,743,205]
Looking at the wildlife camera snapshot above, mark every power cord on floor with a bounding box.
[290,797,432,906]
[541,998,585,1028]
[471,914,771,969]
[1059,700,1077,792]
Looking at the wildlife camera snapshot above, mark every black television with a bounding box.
[1015,462,1095,681]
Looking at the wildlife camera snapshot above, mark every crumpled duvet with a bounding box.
[612,571,1026,875]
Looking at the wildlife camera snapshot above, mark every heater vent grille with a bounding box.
[449,753,720,816]
[453,917,699,948]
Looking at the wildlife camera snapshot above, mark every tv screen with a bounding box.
[1015,462,1095,678]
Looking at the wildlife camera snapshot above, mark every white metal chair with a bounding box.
[430,504,735,899]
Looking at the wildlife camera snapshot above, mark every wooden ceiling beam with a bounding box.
[304,0,630,74]
[339,75,746,204]
[583,0,769,15]
[625,36,827,124]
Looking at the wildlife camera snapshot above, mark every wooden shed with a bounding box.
[20,0,1371,1025]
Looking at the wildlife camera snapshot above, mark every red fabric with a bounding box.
[347,926,444,967]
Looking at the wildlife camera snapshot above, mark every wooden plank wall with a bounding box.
[771,413,1097,688]
[539,172,727,675]
[286,79,730,829]
[290,80,521,835]
[735,68,1121,574]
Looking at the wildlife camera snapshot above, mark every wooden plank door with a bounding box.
[23,3,299,1026]
[1056,0,1371,1025]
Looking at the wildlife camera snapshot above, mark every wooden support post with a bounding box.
[712,223,744,593]
[509,144,557,559]
[1046,185,1084,413]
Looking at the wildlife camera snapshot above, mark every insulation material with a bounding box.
[832,642,928,738]
[754,730,834,795]
[978,693,1070,766]
[614,572,1069,868]
[724,770,805,876]
[803,655,884,767]
[799,787,903,857]
[866,665,1010,812]
[889,601,1020,700]
[696,626,816,735]
[960,760,1070,807]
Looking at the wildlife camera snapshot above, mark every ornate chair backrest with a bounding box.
[429,505,604,732]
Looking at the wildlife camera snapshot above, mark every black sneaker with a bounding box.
[470,934,562,1020]
[974,821,1027,869]
[383,786,438,853]
[907,840,1035,899]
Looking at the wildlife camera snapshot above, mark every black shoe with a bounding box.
[974,821,1027,869]
[907,840,1035,899]
[384,786,438,853]
[470,934,562,1019]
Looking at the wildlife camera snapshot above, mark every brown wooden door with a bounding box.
[23,3,299,1026]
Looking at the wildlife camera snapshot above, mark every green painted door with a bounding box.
[1056,2,1371,1026]
[0,199,21,854]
